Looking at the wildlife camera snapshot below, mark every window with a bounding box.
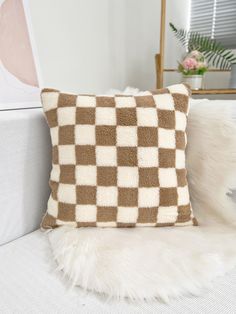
[190,0,236,49]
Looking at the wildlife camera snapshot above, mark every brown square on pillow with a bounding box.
[41,84,197,228]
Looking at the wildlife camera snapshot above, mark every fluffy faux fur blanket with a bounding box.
[48,97,236,302]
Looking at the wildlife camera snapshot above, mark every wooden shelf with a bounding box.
[192,89,236,95]
[164,69,230,72]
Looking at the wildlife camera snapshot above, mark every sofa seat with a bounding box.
[0,230,236,314]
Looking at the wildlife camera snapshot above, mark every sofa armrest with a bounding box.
[0,108,51,245]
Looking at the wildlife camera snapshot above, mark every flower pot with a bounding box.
[182,75,203,90]
[229,64,236,89]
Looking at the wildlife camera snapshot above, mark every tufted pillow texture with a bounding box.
[41,84,197,228]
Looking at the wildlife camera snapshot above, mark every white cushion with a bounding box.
[0,108,51,245]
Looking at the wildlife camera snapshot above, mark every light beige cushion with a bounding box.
[41,84,197,228]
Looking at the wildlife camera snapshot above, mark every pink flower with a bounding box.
[182,57,198,70]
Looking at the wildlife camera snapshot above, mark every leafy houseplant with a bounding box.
[178,51,208,89]
[170,23,236,70]
[170,23,236,89]
[178,51,207,75]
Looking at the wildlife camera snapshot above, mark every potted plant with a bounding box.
[170,23,236,89]
[178,51,207,89]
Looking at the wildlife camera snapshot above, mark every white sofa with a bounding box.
[0,107,236,314]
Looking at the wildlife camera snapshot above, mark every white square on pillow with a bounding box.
[117,207,138,223]
[96,146,117,166]
[117,126,137,147]
[137,108,158,126]
[97,187,118,206]
[76,166,96,185]
[138,147,158,167]
[168,84,188,95]
[158,128,175,149]
[58,145,76,165]
[159,168,177,187]
[96,108,116,125]
[75,205,97,222]
[50,164,60,182]
[75,125,95,145]
[175,111,187,131]
[47,196,58,217]
[153,94,175,110]
[138,188,159,207]
[176,149,185,169]
[57,107,76,126]
[157,206,178,223]
[97,222,117,227]
[115,96,136,108]
[56,220,77,227]
[50,127,59,145]
[177,186,189,206]
[76,95,96,107]
[58,183,76,204]
[118,167,138,187]
[41,92,59,111]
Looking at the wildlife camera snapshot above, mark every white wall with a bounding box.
[29,0,191,92]
[29,0,161,92]
[29,0,121,93]
[123,0,161,90]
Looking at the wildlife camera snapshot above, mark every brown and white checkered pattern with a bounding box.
[41,84,197,228]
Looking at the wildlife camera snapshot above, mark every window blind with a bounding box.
[190,0,236,49]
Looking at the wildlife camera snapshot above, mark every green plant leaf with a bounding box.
[169,23,236,70]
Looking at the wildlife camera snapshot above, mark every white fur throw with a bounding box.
[48,97,236,302]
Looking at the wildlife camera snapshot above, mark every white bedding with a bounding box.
[0,230,236,314]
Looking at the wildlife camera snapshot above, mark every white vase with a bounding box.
[229,64,236,89]
[182,75,203,90]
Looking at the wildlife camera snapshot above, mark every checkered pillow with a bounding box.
[41,84,197,228]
